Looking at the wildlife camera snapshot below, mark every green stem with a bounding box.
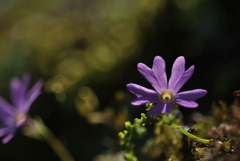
[24,118,75,161]
[42,128,75,161]
[169,123,210,144]
[169,123,231,153]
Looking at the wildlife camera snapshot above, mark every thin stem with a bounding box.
[169,123,231,153]
[23,118,75,161]
[169,123,210,144]
[42,127,75,161]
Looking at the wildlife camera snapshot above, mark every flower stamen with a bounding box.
[160,91,174,102]
[15,113,26,124]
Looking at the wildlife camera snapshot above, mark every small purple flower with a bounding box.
[0,73,43,143]
[127,56,207,116]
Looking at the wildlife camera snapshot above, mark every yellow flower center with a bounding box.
[15,113,26,124]
[160,91,174,102]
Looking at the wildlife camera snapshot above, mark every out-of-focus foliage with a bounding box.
[118,111,183,161]
[190,95,240,161]
[0,0,167,101]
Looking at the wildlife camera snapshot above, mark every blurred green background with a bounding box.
[0,0,240,160]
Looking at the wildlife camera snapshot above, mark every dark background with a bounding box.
[0,0,239,160]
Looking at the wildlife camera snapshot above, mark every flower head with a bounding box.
[127,56,207,116]
[0,73,43,143]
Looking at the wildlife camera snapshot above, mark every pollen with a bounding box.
[160,91,174,102]
[15,113,26,123]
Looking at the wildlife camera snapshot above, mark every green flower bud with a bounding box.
[123,130,128,135]
[125,121,132,128]
[118,132,125,139]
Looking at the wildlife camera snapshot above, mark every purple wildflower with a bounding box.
[0,73,43,143]
[127,56,207,116]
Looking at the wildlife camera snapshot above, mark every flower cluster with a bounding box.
[127,56,207,116]
[0,73,43,143]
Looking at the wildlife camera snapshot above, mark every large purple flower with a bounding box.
[0,73,43,143]
[127,56,207,116]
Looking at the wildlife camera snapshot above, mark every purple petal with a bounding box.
[152,56,167,91]
[2,133,15,143]
[21,73,31,97]
[0,127,10,137]
[137,63,162,93]
[26,79,44,100]
[164,103,175,113]
[127,83,158,98]
[149,102,166,115]
[15,116,27,127]
[168,56,185,90]
[17,74,31,110]
[0,97,15,118]
[171,65,195,93]
[10,74,31,109]
[149,103,181,117]
[10,77,22,108]
[175,89,207,101]
[175,99,198,108]
[23,79,44,113]
[148,102,175,115]
[131,97,159,106]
